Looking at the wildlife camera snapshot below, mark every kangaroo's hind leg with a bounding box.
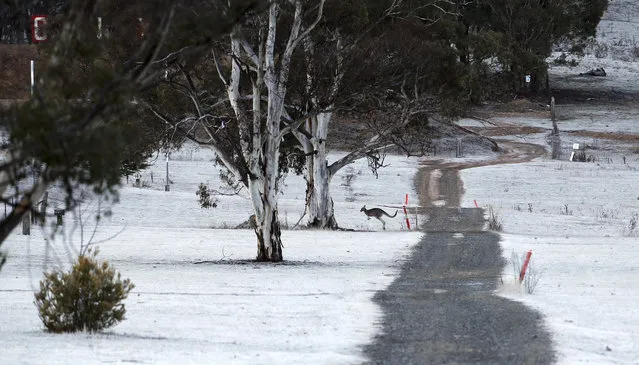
[376,217,386,230]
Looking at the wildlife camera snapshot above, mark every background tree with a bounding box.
[284,0,474,228]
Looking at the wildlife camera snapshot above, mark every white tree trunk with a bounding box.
[305,112,337,228]
[227,22,284,261]
[248,173,283,261]
[298,31,342,229]
[260,132,283,260]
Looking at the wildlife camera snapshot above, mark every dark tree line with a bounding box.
[450,0,609,94]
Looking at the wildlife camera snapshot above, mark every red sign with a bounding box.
[31,15,48,43]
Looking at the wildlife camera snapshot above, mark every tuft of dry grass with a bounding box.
[487,205,503,231]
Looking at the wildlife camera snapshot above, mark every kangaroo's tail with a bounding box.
[387,210,398,218]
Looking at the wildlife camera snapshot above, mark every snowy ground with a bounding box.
[461,156,639,365]
[0,151,422,365]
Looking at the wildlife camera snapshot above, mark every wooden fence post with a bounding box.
[22,212,31,235]
[39,191,48,225]
[551,96,559,135]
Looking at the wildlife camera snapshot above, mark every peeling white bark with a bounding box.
[305,112,337,228]
[221,0,325,260]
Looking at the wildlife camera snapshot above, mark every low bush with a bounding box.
[623,213,638,237]
[552,53,579,66]
[34,250,134,333]
[196,182,218,209]
[593,42,609,58]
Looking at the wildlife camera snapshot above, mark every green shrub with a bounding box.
[34,250,134,333]
[196,182,218,209]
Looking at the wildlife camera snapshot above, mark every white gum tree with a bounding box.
[151,0,327,261]
[224,0,327,261]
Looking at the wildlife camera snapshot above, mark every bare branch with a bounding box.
[287,0,325,56]
[278,109,325,140]
[212,49,229,88]
[279,0,325,86]
[144,103,248,185]
[237,32,260,67]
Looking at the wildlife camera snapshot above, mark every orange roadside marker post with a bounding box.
[519,250,533,283]
[403,194,411,230]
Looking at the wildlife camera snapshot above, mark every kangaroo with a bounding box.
[360,205,398,230]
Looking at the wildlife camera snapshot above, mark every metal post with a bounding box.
[165,155,170,191]
[29,60,40,201]
[30,60,35,97]
[551,96,559,135]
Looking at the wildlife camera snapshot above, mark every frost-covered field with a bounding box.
[461,156,639,365]
[0,150,422,365]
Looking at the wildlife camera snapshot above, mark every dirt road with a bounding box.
[363,142,555,364]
